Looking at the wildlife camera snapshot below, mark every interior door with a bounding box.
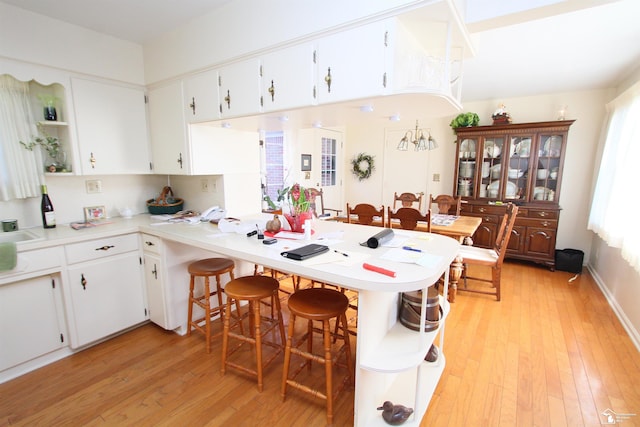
[382,128,429,210]
[312,129,343,214]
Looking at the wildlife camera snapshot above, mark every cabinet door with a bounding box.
[507,135,534,201]
[456,138,479,199]
[0,275,66,371]
[71,78,151,175]
[478,136,506,199]
[147,81,190,174]
[506,224,526,254]
[143,252,168,329]
[66,252,146,348]
[524,226,557,259]
[260,43,315,112]
[315,21,387,104]
[217,59,261,118]
[184,70,219,123]
[472,217,498,248]
[531,133,565,203]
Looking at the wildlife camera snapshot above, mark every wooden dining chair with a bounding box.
[307,188,342,219]
[346,203,385,226]
[429,194,462,216]
[387,207,431,232]
[456,203,518,301]
[393,192,424,211]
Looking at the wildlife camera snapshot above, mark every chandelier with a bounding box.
[397,120,438,151]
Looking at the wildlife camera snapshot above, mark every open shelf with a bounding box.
[361,354,447,427]
[360,296,450,372]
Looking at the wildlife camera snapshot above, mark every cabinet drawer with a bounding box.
[526,209,559,220]
[516,218,558,228]
[65,234,139,264]
[471,204,505,215]
[141,234,162,255]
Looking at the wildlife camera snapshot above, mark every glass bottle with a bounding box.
[41,185,56,228]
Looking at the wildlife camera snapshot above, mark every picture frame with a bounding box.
[84,205,106,222]
[301,154,312,171]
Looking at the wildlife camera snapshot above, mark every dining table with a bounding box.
[388,214,482,303]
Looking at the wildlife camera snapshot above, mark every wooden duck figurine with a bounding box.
[377,401,414,425]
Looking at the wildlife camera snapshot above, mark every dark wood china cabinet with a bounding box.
[453,120,575,269]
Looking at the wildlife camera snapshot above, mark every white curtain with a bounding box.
[588,80,640,272]
[0,74,43,201]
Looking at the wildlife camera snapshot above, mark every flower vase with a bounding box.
[284,211,312,233]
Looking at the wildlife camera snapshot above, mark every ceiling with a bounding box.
[2,0,639,104]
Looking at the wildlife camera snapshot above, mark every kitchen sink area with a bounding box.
[0,229,43,244]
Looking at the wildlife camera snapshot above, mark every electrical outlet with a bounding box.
[200,178,209,192]
[86,179,102,193]
[433,173,440,182]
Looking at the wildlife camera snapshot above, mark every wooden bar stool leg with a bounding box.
[323,319,334,425]
[186,275,195,337]
[273,289,286,345]
[203,277,212,353]
[281,314,296,399]
[220,298,232,374]
[252,300,264,392]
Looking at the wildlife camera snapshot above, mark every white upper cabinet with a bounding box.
[260,43,316,112]
[217,59,262,119]
[184,70,220,123]
[147,80,190,175]
[314,20,389,104]
[71,78,151,175]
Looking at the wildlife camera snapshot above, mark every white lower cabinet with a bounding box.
[141,234,169,329]
[64,234,147,348]
[0,274,66,372]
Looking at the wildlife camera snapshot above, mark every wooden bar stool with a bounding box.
[186,257,237,353]
[221,275,285,392]
[281,288,354,426]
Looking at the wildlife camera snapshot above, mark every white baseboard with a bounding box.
[587,264,640,352]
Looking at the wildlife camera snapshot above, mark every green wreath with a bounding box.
[351,153,375,181]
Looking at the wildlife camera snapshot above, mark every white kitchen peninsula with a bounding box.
[3,215,458,426]
[137,216,459,426]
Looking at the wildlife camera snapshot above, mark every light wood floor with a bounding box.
[1,261,639,426]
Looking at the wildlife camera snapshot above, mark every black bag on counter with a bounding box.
[555,249,584,274]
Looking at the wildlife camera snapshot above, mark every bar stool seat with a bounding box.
[221,275,285,392]
[281,288,354,426]
[186,257,236,353]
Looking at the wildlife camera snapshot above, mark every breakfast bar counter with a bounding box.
[10,214,460,426]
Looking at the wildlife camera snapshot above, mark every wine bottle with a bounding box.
[41,184,56,228]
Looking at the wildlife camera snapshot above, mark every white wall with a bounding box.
[0,3,144,85]
[586,66,640,350]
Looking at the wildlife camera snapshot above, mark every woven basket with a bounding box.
[147,186,184,214]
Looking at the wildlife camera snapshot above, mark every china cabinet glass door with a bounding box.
[457,138,477,198]
[507,135,533,201]
[533,133,564,202]
[479,137,504,199]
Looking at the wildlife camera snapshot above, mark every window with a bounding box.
[0,75,43,201]
[263,131,285,201]
[588,80,640,272]
[321,136,337,186]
